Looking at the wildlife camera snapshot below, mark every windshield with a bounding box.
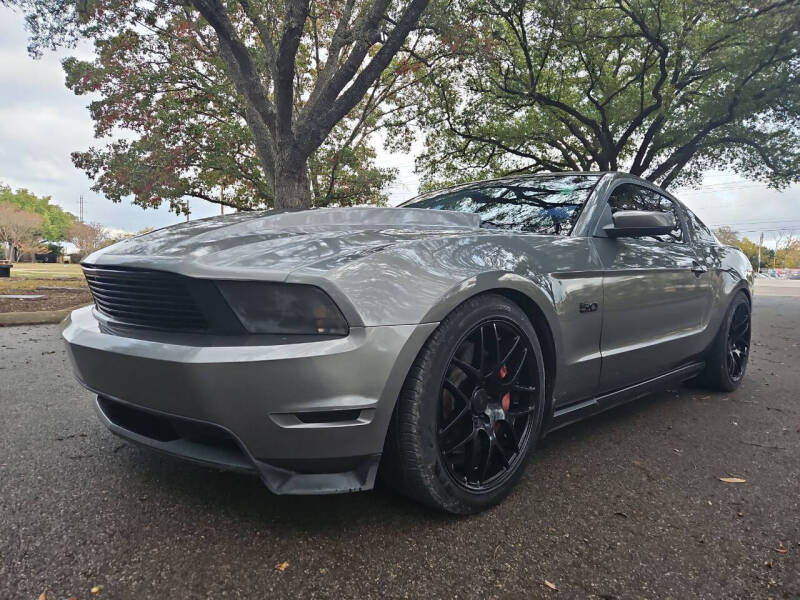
[403,174,600,235]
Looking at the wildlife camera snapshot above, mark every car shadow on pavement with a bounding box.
[106,384,700,529]
[119,442,447,525]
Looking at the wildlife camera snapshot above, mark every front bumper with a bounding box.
[62,306,436,494]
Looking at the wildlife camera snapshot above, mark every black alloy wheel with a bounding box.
[726,301,751,382]
[700,290,752,392]
[382,293,546,514]
[438,319,538,492]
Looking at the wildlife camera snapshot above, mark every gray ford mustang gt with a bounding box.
[62,172,753,513]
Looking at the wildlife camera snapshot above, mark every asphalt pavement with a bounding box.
[1,293,798,599]
[755,279,800,298]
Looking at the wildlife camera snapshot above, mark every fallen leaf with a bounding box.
[275,561,289,572]
[38,593,47,600]
[613,511,628,519]
[544,579,558,590]
[91,585,103,594]
[719,477,746,483]
[775,544,788,554]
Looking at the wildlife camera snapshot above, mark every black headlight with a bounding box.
[216,281,349,336]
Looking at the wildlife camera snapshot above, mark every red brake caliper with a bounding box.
[499,365,511,411]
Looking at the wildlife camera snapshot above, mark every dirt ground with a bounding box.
[0,284,92,313]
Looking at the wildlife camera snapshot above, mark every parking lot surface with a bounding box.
[1,293,798,599]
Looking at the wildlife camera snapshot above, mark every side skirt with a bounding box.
[545,361,705,434]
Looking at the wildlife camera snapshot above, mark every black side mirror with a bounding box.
[603,210,676,238]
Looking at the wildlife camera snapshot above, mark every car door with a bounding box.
[593,182,713,392]
[682,205,727,343]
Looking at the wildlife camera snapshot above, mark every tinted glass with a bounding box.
[404,175,600,235]
[684,207,718,244]
[607,183,684,243]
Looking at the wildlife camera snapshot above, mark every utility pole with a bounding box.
[757,232,763,274]
[79,194,84,223]
[220,187,224,216]
[773,234,780,270]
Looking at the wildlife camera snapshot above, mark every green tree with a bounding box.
[714,226,740,247]
[773,234,800,269]
[390,0,800,191]
[0,184,76,240]
[8,0,433,210]
[60,4,414,212]
[715,227,776,271]
[737,237,765,271]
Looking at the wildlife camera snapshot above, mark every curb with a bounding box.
[0,304,91,327]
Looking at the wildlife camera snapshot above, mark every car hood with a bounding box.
[86,207,483,280]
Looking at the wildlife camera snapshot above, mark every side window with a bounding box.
[607,183,684,243]
[684,207,717,245]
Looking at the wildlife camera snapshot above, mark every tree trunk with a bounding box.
[272,156,312,209]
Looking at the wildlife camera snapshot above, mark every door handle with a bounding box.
[691,261,708,276]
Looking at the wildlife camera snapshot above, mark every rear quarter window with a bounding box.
[684,208,718,244]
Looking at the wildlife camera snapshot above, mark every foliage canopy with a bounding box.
[0,203,46,261]
[7,0,433,210]
[0,184,76,241]
[714,226,800,269]
[388,0,800,191]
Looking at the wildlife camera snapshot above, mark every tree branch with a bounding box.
[274,0,312,139]
[190,0,278,177]
[297,0,431,157]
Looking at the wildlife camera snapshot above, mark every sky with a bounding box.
[1,6,799,246]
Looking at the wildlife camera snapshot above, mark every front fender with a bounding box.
[419,271,556,324]
[290,234,603,407]
[418,271,565,366]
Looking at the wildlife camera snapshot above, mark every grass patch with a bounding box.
[0,278,86,291]
[1,263,87,294]
[6,263,84,280]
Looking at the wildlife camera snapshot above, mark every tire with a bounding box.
[381,293,546,514]
[699,290,752,392]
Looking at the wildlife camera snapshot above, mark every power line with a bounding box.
[708,219,800,227]
[681,183,766,192]
[718,228,798,234]
[684,198,778,209]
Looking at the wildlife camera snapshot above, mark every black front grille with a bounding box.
[83,264,208,331]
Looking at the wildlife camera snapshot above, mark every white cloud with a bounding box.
[0,7,222,231]
[676,171,800,243]
[0,50,66,93]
